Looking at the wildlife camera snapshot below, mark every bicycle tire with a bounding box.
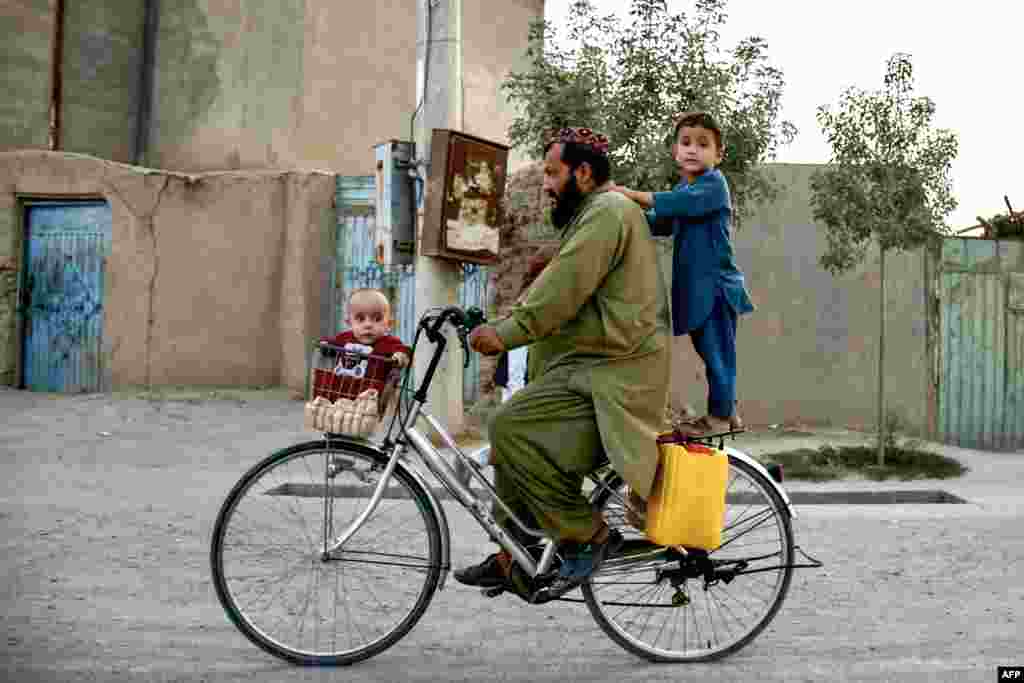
[583,455,794,662]
[210,440,443,666]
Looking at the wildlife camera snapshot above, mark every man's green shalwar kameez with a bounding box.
[492,186,670,542]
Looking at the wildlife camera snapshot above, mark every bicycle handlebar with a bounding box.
[410,305,487,402]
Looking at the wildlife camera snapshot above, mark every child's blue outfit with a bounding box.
[646,168,753,419]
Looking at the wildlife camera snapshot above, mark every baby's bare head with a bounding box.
[346,289,393,344]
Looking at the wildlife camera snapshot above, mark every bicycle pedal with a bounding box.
[527,588,552,604]
[481,586,505,598]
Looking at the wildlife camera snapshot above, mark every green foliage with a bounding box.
[761,443,967,481]
[976,211,1024,238]
[501,0,797,222]
[810,53,959,274]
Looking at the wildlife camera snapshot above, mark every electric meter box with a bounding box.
[421,129,509,266]
[373,139,415,266]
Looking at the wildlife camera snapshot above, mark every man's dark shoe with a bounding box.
[538,528,624,599]
[453,552,510,588]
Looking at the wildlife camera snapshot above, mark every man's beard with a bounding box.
[549,175,585,229]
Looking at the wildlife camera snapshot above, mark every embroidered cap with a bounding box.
[546,127,610,156]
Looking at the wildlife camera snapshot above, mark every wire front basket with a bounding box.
[304,342,402,438]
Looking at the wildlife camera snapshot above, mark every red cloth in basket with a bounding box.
[311,334,406,413]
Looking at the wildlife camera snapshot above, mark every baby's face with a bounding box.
[346,295,392,345]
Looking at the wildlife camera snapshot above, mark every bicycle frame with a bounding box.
[321,398,564,584]
[321,309,563,588]
[319,306,796,593]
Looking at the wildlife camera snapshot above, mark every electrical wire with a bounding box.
[409,0,434,157]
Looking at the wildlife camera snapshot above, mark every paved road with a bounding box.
[2,389,1021,682]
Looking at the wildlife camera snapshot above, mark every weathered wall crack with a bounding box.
[144,176,170,389]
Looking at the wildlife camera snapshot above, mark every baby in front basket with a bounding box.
[322,288,411,370]
[306,288,411,436]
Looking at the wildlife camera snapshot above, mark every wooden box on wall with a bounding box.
[421,129,509,265]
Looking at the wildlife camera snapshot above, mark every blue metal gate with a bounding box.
[458,264,489,404]
[22,201,111,392]
[336,176,489,405]
[936,238,1024,450]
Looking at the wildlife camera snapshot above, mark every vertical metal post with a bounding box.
[877,244,887,466]
[413,0,464,433]
[134,0,160,165]
[48,0,65,150]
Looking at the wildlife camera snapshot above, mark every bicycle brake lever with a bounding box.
[457,307,488,369]
[463,306,486,332]
[458,327,471,368]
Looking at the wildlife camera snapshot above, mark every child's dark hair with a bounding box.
[543,140,612,186]
[673,111,724,152]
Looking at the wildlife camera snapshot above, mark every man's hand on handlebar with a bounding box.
[468,325,506,356]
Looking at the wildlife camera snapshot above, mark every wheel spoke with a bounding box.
[210,443,442,665]
[583,455,794,662]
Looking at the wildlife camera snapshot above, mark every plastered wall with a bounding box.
[0,150,335,392]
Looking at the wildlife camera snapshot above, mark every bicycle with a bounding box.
[210,305,820,666]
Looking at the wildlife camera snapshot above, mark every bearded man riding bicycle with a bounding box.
[460,126,671,598]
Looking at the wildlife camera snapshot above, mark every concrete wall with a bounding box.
[2,0,543,174]
[147,0,310,172]
[146,0,543,175]
[462,0,544,172]
[669,164,930,433]
[59,0,145,163]
[0,150,335,392]
[0,1,145,163]
[0,0,54,151]
[480,162,931,433]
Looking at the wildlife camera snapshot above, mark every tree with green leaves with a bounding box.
[809,52,958,464]
[502,0,796,222]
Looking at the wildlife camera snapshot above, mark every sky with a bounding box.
[544,0,1023,230]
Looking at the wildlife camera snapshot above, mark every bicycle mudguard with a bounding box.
[720,445,795,518]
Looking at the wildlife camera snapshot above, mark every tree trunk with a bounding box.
[877,244,887,467]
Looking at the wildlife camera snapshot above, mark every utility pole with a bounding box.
[413,0,464,434]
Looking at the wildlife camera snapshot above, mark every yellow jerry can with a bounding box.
[645,437,729,550]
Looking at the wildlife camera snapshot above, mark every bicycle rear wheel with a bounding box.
[583,455,794,662]
[210,440,443,666]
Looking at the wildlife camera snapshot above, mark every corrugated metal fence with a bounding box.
[935,238,1024,450]
[336,176,489,405]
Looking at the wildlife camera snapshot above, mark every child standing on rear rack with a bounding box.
[322,288,411,375]
[610,111,753,437]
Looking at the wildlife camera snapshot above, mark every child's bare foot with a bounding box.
[675,414,734,436]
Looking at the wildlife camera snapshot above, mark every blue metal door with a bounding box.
[22,201,111,392]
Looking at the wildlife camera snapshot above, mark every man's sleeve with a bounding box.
[652,172,729,219]
[494,204,621,349]
[645,208,674,237]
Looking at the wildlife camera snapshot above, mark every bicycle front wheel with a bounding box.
[584,455,794,662]
[210,440,443,666]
